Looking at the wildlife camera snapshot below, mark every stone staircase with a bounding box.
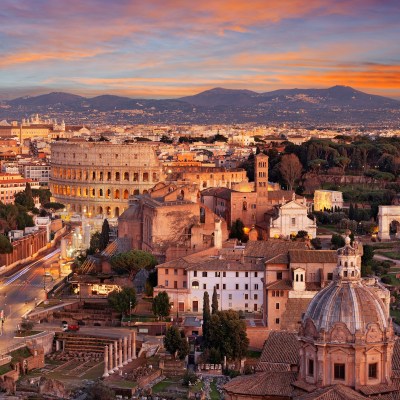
[161,359,186,378]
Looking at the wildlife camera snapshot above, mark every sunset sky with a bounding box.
[1,0,399,99]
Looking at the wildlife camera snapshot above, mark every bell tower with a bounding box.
[255,153,269,222]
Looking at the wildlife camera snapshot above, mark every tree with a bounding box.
[20,319,34,332]
[88,232,101,254]
[152,291,171,320]
[362,245,374,267]
[279,153,303,190]
[87,383,115,400]
[310,238,322,250]
[43,202,65,211]
[107,287,137,315]
[331,234,345,249]
[295,230,308,239]
[203,291,211,345]
[212,286,218,314]
[229,219,248,242]
[0,235,13,254]
[110,250,157,279]
[99,219,110,251]
[207,310,249,361]
[164,326,189,359]
[144,270,158,297]
[14,183,35,210]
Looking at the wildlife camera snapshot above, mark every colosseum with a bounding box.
[50,140,165,218]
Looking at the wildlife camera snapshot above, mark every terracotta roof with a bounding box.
[267,253,289,264]
[257,331,300,366]
[244,240,307,261]
[305,282,322,291]
[156,247,218,269]
[392,338,400,371]
[186,259,264,271]
[223,371,296,397]
[201,187,234,200]
[358,383,399,395]
[294,384,367,400]
[280,298,313,332]
[266,280,292,290]
[289,250,337,264]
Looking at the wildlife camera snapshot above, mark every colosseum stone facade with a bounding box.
[50,140,165,217]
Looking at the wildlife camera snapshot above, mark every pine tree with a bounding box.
[99,219,110,251]
[348,203,354,220]
[212,286,218,314]
[203,291,211,345]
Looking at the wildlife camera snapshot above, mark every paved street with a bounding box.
[0,248,61,352]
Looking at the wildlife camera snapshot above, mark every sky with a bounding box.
[0,0,399,99]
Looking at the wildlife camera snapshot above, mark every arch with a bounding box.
[143,190,148,195]
[107,171,112,181]
[92,171,96,180]
[114,189,120,199]
[106,189,111,198]
[143,172,149,182]
[106,206,111,216]
[98,206,103,215]
[115,172,120,181]
[99,188,103,197]
[124,172,129,181]
[134,189,140,195]
[115,207,120,217]
[192,281,199,289]
[378,205,400,240]
[123,189,129,200]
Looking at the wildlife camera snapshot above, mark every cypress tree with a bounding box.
[212,286,219,314]
[99,219,110,251]
[203,291,211,345]
[349,203,354,220]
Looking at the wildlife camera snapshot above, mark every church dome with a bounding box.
[303,280,389,335]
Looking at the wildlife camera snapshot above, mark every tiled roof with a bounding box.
[201,187,233,200]
[289,250,337,264]
[267,253,289,264]
[258,331,300,366]
[223,371,296,397]
[392,338,400,371]
[280,298,313,332]
[244,240,307,261]
[305,282,322,291]
[156,247,218,269]
[266,280,292,290]
[358,383,399,395]
[294,384,367,400]
[186,259,264,271]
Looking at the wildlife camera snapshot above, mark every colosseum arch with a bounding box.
[98,206,103,215]
[123,189,129,200]
[106,188,111,198]
[99,188,103,197]
[124,172,129,181]
[115,207,120,217]
[378,205,400,240]
[114,189,120,199]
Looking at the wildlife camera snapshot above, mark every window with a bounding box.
[276,303,280,310]
[368,363,377,379]
[308,359,314,376]
[215,272,221,277]
[229,303,232,307]
[217,294,220,299]
[275,318,280,324]
[277,272,282,280]
[193,271,197,277]
[334,364,345,380]
[245,303,248,309]
[291,217,296,225]
[254,294,258,300]
[236,284,239,290]
[245,284,248,290]
[192,281,199,289]
[245,272,249,278]
[183,281,187,288]
[165,269,169,275]
[327,273,333,281]
[165,280,169,287]
[223,284,226,290]
[236,272,239,277]
[254,272,258,278]
[203,284,207,290]
[216,284,220,289]
[174,281,178,289]
[245,294,249,300]
[202,272,207,277]
[223,272,226,277]
[229,294,232,300]
[254,284,259,290]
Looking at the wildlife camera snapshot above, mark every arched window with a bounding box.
[106,189,111,198]
[115,207,120,217]
[123,189,129,200]
[124,172,129,181]
[99,188,103,197]
[345,262,348,268]
[143,172,149,182]
[192,281,199,289]
[296,274,299,282]
[115,189,120,199]
[115,172,120,181]
[92,171,96,180]
[300,274,304,282]
[107,172,111,181]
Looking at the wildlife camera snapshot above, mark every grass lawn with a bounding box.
[382,274,400,286]
[372,243,398,249]
[376,251,400,260]
[10,347,32,362]
[0,363,12,375]
[111,380,137,389]
[152,379,174,393]
[81,363,104,380]
[210,379,220,400]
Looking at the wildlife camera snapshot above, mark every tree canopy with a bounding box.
[152,291,171,320]
[207,310,249,361]
[107,287,137,315]
[0,235,13,254]
[110,249,157,279]
[164,326,189,359]
[212,286,219,314]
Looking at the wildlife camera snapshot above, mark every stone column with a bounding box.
[123,336,128,365]
[114,340,119,371]
[127,333,132,362]
[132,330,137,359]
[108,343,114,374]
[118,338,123,368]
[103,345,109,378]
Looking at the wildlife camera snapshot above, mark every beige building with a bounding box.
[0,173,40,204]
[314,189,344,211]
[50,140,164,218]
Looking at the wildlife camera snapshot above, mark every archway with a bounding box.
[123,189,129,200]
[378,206,400,240]
[115,207,120,217]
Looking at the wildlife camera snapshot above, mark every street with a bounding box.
[0,248,61,351]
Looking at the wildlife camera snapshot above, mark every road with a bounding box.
[0,248,61,351]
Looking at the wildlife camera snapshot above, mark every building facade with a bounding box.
[50,140,164,218]
[313,190,344,211]
[0,173,40,204]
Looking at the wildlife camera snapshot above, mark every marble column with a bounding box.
[114,340,119,371]
[132,330,137,359]
[127,333,132,362]
[103,345,109,378]
[123,336,128,365]
[108,343,114,374]
[118,338,123,368]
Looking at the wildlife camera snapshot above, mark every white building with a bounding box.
[269,196,317,238]
[313,190,343,211]
[22,163,51,186]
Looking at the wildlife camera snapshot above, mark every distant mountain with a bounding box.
[179,87,259,107]
[1,86,400,125]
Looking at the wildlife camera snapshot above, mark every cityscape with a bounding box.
[0,1,400,399]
